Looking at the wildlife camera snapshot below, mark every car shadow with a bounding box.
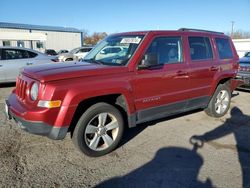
[119,108,202,148]
[0,83,15,88]
[236,88,250,93]
[97,145,214,188]
[190,107,250,188]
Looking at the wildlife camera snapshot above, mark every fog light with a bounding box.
[38,100,61,108]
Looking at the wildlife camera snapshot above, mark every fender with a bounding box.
[209,70,236,96]
[54,79,136,127]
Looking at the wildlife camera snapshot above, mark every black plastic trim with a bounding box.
[136,96,210,124]
[6,102,68,140]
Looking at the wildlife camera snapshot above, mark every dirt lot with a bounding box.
[0,84,250,188]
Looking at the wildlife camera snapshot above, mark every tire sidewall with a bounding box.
[210,84,231,118]
[73,103,124,157]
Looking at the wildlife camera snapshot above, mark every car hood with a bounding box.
[22,61,129,83]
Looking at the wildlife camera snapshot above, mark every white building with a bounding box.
[0,22,84,52]
[232,39,250,57]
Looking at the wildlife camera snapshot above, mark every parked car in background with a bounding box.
[95,46,128,60]
[237,51,250,90]
[0,46,58,83]
[58,47,93,62]
[45,49,58,56]
[5,29,240,157]
[58,49,69,54]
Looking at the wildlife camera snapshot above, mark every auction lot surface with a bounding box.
[0,85,250,188]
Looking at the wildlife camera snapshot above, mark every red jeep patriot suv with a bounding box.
[5,28,239,157]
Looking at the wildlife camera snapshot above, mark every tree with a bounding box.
[227,30,250,39]
[83,32,108,45]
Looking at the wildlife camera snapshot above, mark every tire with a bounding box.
[72,102,124,157]
[205,83,231,118]
[65,58,73,61]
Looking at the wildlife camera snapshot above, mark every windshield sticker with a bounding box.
[121,37,141,44]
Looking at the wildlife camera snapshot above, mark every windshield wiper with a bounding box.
[83,58,103,65]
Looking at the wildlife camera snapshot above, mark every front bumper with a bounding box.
[236,73,250,90]
[5,100,68,140]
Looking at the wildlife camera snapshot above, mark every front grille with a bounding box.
[16,77,28,101]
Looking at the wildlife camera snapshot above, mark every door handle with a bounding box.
[26,62,33,66]
[176,70,188,76]
[210,66,219,71]
[0,65,2,67]
[174,70,189,79]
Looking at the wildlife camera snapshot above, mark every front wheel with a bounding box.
[72,102,124,157]
[205,84,231,118]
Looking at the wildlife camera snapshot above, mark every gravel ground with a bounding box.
[0,84,250,188]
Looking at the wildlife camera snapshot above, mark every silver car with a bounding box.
[58,47,93,62]
[0,46,58,83]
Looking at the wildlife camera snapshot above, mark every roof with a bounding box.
[0,22,82,33]
[113,28,225,36]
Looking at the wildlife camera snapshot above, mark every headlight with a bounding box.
[30,82,39,101]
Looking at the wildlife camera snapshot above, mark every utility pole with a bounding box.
[231,21,235,37]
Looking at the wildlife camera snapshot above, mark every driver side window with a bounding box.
[144,37,183,65]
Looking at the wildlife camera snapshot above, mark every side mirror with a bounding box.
[138,53,158,69]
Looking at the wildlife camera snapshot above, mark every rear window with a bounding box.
[188,37,213,61]
[215,38,233,59]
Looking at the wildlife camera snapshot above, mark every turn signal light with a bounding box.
[38,100,62,108]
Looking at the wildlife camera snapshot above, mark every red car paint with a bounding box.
[7,30,239,139]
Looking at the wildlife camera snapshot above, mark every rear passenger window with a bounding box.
[145,37,183,65]
[27,51,38,58]
[188,37,213,61]
[215,38,233,59]
[2,49,29,60]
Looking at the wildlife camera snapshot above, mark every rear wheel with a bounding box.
[72,102,124,157]
[65,58,73,61]
[205,84,231,117]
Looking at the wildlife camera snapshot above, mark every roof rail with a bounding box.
[178,28,224,35]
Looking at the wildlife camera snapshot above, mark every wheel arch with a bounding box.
[209,77,233,96]
[68,93,136,135]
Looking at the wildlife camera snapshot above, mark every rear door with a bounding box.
[187,35,217,108]
[133,35,190,123]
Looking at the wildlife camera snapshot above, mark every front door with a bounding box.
[132,36,190,123]
[1,48,31,82]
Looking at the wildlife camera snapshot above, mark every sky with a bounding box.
[0,0,250,34]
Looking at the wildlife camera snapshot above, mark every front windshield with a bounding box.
[84,34,144,66]
[70,48,80,54]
